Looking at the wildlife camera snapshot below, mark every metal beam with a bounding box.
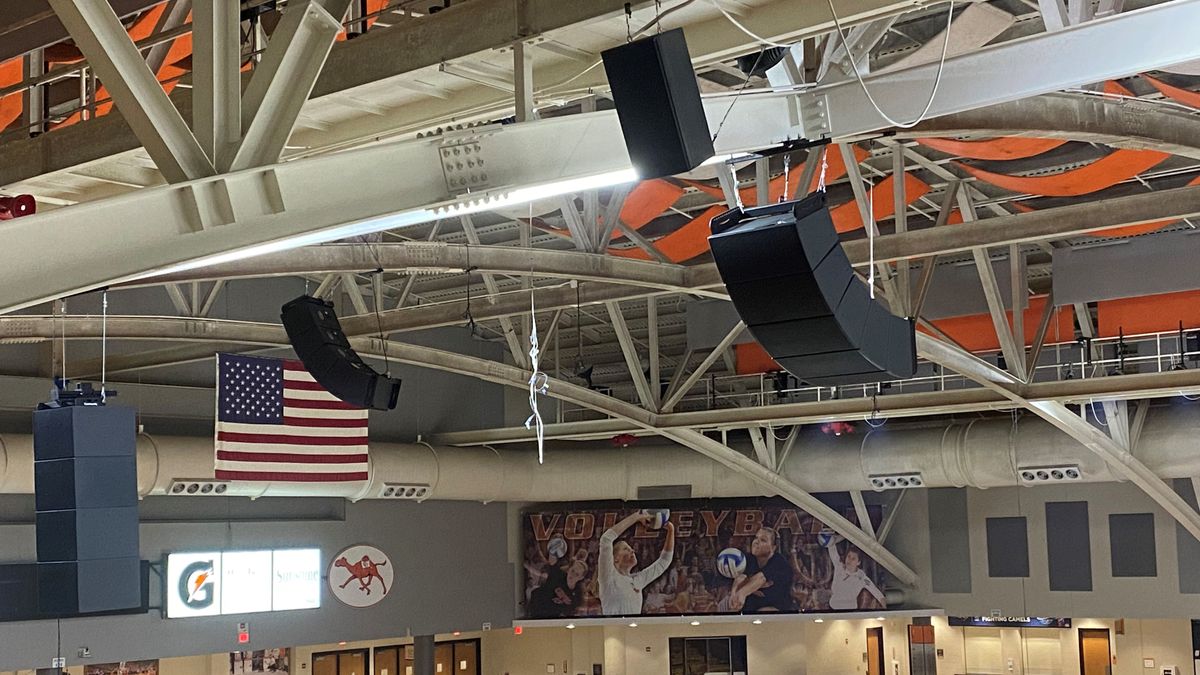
[647,297,661,409]
[223,0,346,171]
[1026,290,1056,381]
[459,216,528,368]
[614,221,671,263]
[849,490,877,540]
[748,427,776,469]
[595,184,632,253]
[45,0,214,183]
[916,333,1200,544]
[799,0,1200,141]
[606,301,655,410]
[661,321,746,412]
[192,0,241,163]
[514,41,535,123]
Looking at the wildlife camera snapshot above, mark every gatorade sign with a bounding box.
[166,549,321,618]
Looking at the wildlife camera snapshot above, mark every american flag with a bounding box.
[214,353,369,482]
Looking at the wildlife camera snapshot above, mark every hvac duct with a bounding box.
[1,404,1200,499]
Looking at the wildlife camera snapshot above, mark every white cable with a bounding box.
[867,178,875,299]
[525,292,549,464]
[709,0,956,129]
[823,0,955,129]
[101,290,108,402]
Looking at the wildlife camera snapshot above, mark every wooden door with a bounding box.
[374,647,399,675]
[1078,628,1112,675]
[312,654,337,675]
[867,627,885,675]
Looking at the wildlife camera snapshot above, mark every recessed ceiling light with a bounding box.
[690,620,700,626]
[628,622,638,628]
[876,617,886,621]
[566,624,575,630]
[814,619,824,623]
[752,619,763,625]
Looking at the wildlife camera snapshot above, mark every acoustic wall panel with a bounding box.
[1108,513,1157,577]
[928,488,972,593]
[985,517,1030,578]
[1046,501,1093,591]
[1173,478,1200,593]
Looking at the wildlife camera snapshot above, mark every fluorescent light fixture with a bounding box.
[690,620,701,626]
[814,619,824,623]
[137,168,638,280]
[565,624,575,630]
[628,622,638,628]
[752,619,763,625]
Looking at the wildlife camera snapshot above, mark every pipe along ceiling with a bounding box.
[0,402,1198,500]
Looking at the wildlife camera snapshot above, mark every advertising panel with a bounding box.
[84,660,159,675]
[229,648,290,675]
[166,549,320,618]
[521,497,887,619]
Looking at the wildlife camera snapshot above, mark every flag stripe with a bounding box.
[217,441,367,455]
[218,431,367,446]
[218,421,365,437]
[281,388,345,402]
[217,460,367,473]
[284,380,330,391]
[283,397,360,410]
[281,416,368,428]
[215,470,370,482]
[283,406,367,420]
[217,450,368,464]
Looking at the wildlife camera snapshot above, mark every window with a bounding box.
[668,636,747,675]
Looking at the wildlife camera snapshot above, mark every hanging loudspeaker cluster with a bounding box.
[708,193,917,386]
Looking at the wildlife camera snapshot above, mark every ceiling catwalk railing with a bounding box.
[554,326,1200,421]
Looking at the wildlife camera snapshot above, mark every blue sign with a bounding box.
[949,617,1071,628]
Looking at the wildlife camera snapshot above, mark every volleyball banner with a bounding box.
[521,497,888,619]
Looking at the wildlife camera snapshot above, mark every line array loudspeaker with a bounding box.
[708,193,917,385]
[600,28,714,179]
[34,405,141,615]
[281,295,402,411]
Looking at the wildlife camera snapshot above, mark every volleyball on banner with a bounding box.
[521,497,888,619]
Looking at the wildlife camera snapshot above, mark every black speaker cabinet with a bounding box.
[709,193,917,386]
[281,295,401,411]
[601,28,714,179]
[33,405,141,615]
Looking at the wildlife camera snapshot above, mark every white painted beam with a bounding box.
[223,0,346,171]
[193,0,241,163]
[46,0,214,182]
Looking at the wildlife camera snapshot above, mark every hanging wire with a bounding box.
[707,0,956,129]
[711,48,766,144]
[525,292,549,464]
[463,244,477,336]
[781,152,791,202]
[866,174,876,299]
[101,289,108,402]
[816,147,829,192]
[624,2,634,42]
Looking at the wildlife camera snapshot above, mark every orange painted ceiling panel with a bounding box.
[958,149,1169,197]
[917,136,1067,161]
[0,58,22,132]
[1098,290,1200,337]
[829,173,931,233]
[620,180,686,230]
[1011,174,1200,238]
[609,204,727,262]
[1103,80,1135,96]
[923,296,1073,353]
[1141,74,1200,108]
[734,342,780,375]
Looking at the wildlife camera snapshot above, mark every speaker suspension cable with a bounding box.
[817,147,829,192]
[463,244,477,336]
[372,269,392,378]
[782,152,791,202]
[624,2,633,42]
[867,174,876,299]
[711,47,766,145]
[101,288,108,402]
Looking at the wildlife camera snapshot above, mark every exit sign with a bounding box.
[237,622,250,644]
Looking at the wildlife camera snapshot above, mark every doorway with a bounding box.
[313,649,369,675]
[866,627,885,675]
[1078,628,1112,675]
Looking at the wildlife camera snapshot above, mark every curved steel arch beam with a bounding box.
[899,92,1200,160]
[134,242,727,298]
[0,312,917,583]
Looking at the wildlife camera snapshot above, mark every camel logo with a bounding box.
[328,545,393,608]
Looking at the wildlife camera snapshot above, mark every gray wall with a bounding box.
[0,497,514,671]
[889,482,1200,617]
